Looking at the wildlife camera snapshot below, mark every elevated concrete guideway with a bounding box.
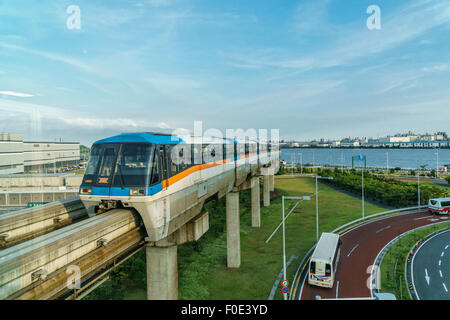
[0,189,79,207]
[0,172,278,300]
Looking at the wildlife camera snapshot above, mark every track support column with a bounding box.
[251,177,261,227]
[226,191,240,268]
[263,174,270,207]
[146,244,178,300]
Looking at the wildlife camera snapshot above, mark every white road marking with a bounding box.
[439,260,442,266]
[443,283,448,293]
[445,245,449,250]
[439,270,443,278]
[414,216,430,221]
[376,225,391,234]
[425,269,430,286]
[347,244,359,257]
[441,252,445,257]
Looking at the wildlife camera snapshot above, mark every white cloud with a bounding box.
[229,0,450,73]
[0,90,33,97]
[421,64,449,72]
[0,41,93,73]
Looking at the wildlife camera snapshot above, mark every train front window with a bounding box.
[85,144,102,176]
[83,144,108,185]
[112,143,155,187]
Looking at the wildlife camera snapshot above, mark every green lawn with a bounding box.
[193,176,384,300]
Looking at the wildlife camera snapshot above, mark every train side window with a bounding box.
[159,146,168,180]
[150,149,160,185]
[223,143,226,161]
[245,143,249,155]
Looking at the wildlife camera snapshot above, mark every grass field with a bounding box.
[175,176,385,300]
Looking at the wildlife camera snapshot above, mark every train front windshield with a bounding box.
[83,143,156,187]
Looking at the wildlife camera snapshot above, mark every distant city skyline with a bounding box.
[1,0,450,147]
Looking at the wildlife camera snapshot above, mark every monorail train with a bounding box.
[79,132,279,241]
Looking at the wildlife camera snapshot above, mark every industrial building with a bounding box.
[0,133,80,175]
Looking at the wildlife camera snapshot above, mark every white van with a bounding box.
[428,197,450,215]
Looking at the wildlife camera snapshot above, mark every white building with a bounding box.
[0,133,80,175]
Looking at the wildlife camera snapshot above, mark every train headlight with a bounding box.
[80,187,92,195]
[130,188,145,196]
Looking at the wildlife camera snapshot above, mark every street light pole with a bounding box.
[300,153,303,175]
[435,151,439,179]
[417,166,421,207]
[316,176,319,243]
[362,164,365,219]
[291,154,294,176]
[280,195,311,300]
[282,196,287,300]
[386,152,389,175]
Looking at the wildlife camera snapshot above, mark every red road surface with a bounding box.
[300,210,449,300]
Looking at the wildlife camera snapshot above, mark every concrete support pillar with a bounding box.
[226,191,240,268]
[146,244,178,300]
[270,174,275,192]
[251,177,260,227]
[263,174,270,207]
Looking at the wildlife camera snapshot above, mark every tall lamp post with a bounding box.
[386,152,389,176]
[299,153,303,175]
[281,195,310,300]
[435,151,439,180]
[417,166,421,207]
[353,155,366,219]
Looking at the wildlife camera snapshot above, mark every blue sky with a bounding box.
[0,0,450,146]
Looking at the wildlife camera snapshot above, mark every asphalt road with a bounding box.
[411,229,450,300]
[297,210,449,300]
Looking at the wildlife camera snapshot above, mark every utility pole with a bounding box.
[299,153,303,175]
[362,164,365,219]
[386,152,389,175]
[417,166,421,207]
[435,151,439,179]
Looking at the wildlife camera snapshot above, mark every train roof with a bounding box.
[92,132,266,146]
[93,132,185,145]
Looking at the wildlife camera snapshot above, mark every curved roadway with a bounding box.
[411,229,450,300]
[297,210,449,300]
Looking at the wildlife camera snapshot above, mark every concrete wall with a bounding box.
[0,190,78,206]
[0,174,83,191]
